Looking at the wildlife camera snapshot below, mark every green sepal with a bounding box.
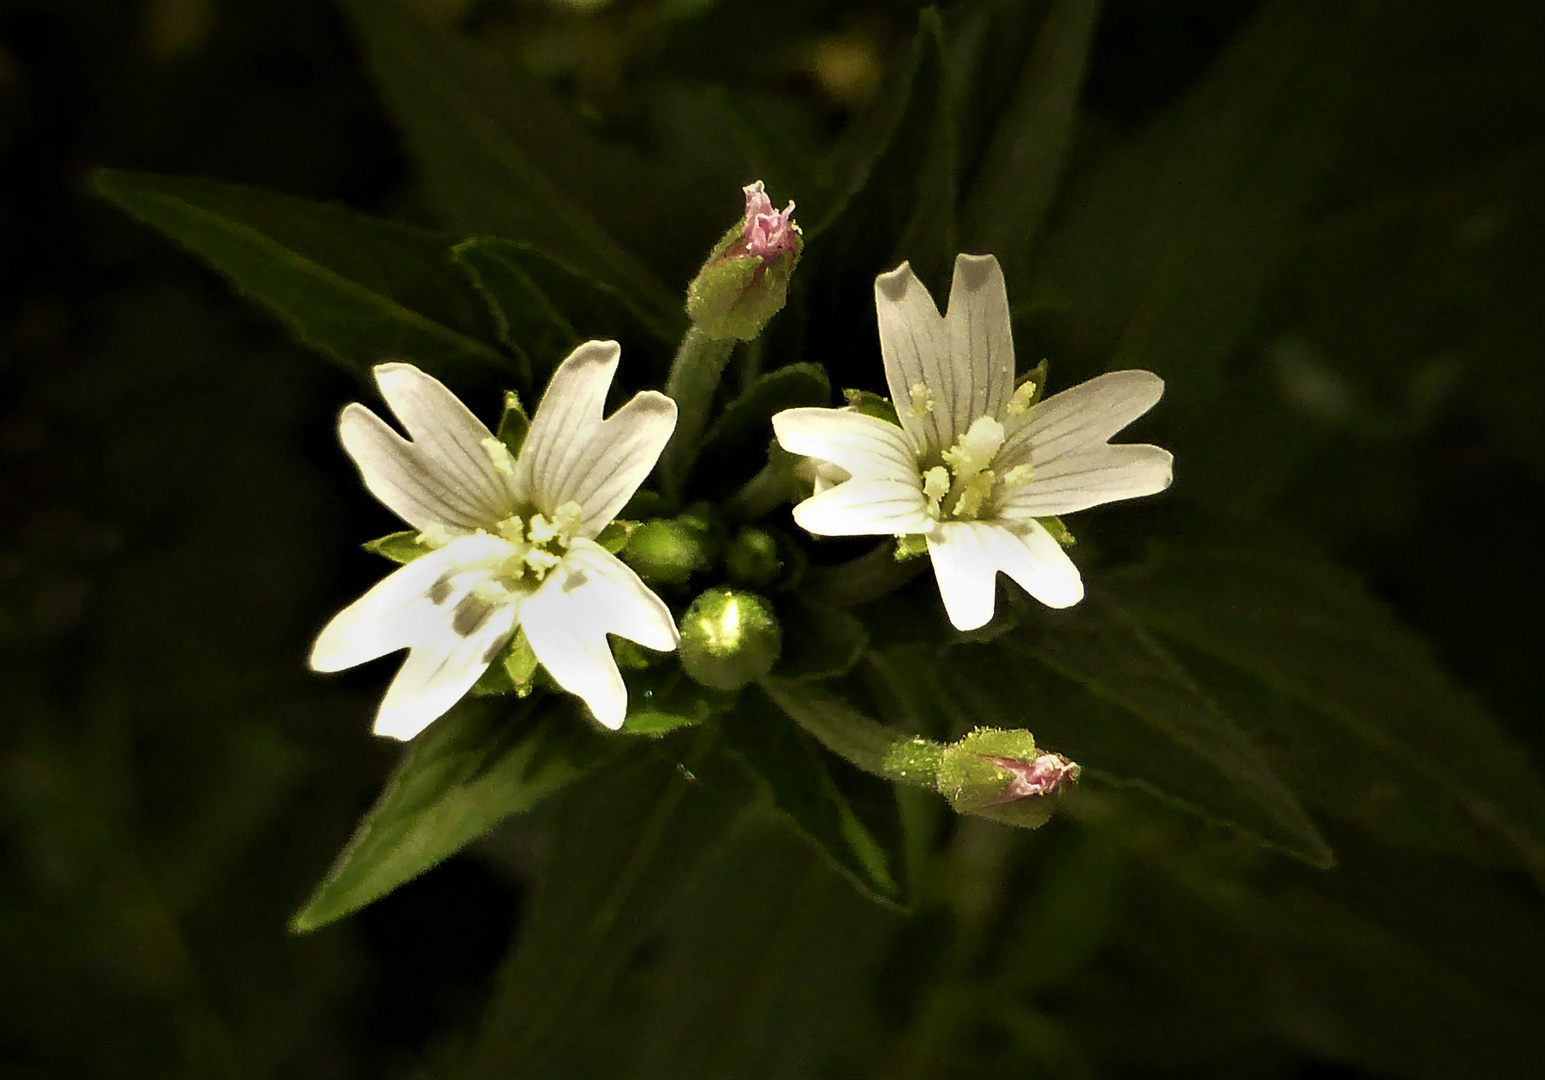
[894,534,929,561]
[843,388,901,426]
[1036,515,1076,547]
[1013,358,1050,409]
[685,214,803,342]
[496,389,529,458]
[594,519,636,555]
[470,628,540,698]
[620,667,736,738]
[363,530,434,565]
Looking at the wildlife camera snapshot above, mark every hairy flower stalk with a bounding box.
[773,254,1173,631]
[309,342,680,738]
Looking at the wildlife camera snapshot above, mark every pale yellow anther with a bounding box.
[922,466,950,499]
[907,382,934,418]
[416,522,455,548]
[524,547,562,576]
[482,436,517,477]
[526,513,559,545]
[1002,463,1035,488]
[1007,381,1037,416]
[950,470,995,520]
[495,515,526,543]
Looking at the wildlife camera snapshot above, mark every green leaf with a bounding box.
[878,591,1332,865]
[887,8,958,297]
[455,742,748,1079]
[774,596,868,682]
[1109,544,1545,874]
[341,0,685,342]
[724,689,908,906]
[93,169,511,381]
[361,530,431,565]
[960,0,1101,257]
[1029,0,1363,404]
[691,362,831,496]
[289,697,611,932]
[453,238,668,387]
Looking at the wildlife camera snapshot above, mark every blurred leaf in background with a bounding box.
[3,0,1545,1077]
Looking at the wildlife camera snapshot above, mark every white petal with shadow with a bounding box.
[998,370,1165,470]
[372,600,520,741]
[791,478,933,537]
[874,261,950,453]
[515,340,620,510]
[999,444,1173,518]
[926,520,1082,630]
[340,404,496,532]
[309,533,511,672]
[773,408,919,479]
[374,363,517,519]
[943,254,1016,440]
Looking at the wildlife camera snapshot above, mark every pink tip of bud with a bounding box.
[741,180,799,260]
[982,752,1080,804]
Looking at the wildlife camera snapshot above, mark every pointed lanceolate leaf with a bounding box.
[453,238,668,387]
[94,169,512,381]
[725,689,908,906]
[960,0,1102,257]
[342,0,685,342]
[290,698,612,932]
[1110,545,1545,875]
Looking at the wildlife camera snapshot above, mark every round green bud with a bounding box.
[725,527,783,589]
[623,519,710,586]
[679,588,782,691]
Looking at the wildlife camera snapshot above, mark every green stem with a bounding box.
[661,326,737,501]
[759,676,944,789]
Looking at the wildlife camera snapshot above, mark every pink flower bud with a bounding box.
[740,181,799,261]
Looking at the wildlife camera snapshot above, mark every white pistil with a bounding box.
[950,469,995,520]
[922,465,950,518]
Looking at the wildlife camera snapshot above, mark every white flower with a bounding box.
[772,254,1172,632]
[309,341,680,738]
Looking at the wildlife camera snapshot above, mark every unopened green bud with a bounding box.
[936,728,1080,830]
[685,181,802,341]
[623,519,711,586]
[725,527,783,589]
[679,588,782,691]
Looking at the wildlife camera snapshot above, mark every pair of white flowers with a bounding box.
[311,254,1171,740]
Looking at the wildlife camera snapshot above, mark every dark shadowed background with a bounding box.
[3,1,1544,1077]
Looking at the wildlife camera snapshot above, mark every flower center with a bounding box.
[490,501,585,584]
[920,416,1035,522]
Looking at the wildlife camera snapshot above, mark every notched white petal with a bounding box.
[791,478,933,537]
[944,254,1016,434]
[516,340,622,508]
[553,390,678,536]
[373,363,517,520]
[1001,370,1165,467]
[926,520,1083,630]
[772,407,918,480]
[339,404,495,532]
[874,261,949,452]
[372,602,520,741]
[1000,444,1173,518]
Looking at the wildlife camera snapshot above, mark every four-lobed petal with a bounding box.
[313,341,679,740]
[778,252,1172,632]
